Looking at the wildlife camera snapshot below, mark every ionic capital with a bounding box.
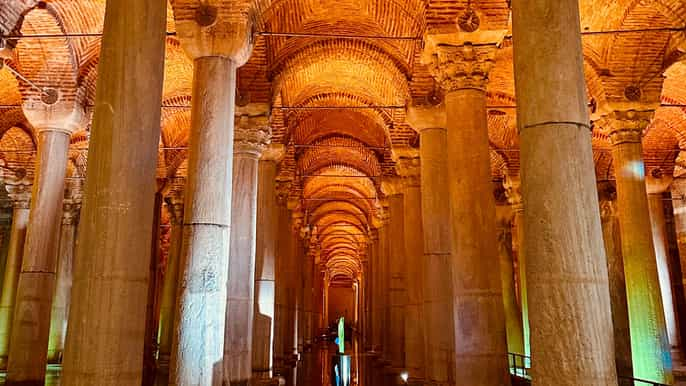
[406,103,446,133]
[599,109,654,146]
[422,31,506,92]
[171,1,254,63]
[5,179,32,209]
[234,105,272,157]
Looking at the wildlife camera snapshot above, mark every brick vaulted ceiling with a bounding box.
[1,0,686,281]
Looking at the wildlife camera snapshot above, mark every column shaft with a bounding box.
[387,194,406,373]
[8,129,70,384]
[444,87,510,384]
[253,159,279,380]
[511,0,618,384]
[420,127,456,384]
[225,147,262,384]
[0,201,29,367]
[171,56,237,386]
[611,131,672,382]
[61,2,167,384]
[158,200,183,367]
[47,205,79,363]
[273,202,290,377]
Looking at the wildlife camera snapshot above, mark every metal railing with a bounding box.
[507,353,670,386]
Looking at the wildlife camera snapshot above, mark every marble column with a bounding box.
[396,154,426,384]
[273,194,290,378]
[603,110,672,383]
[407,104,457,385]
[646,171,680,350]
[157,186,185,368]
[61,1,166,385]
[511,0,618,383]
[384,191,407,377]
[252,145,285,384]
[425,33,510,384]
[598,184,633,384]
[0,181,30,368]
[502,175,527,356]
[170,4,254,382]
[8,116,81,384]
[47,182,82,364]
[224,108,271,385]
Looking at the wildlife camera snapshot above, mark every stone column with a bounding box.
[602,110,672,383]
[224,107,271,385]
[169,4,254,383]
[61,1,167,385]
[47,181,82,364]
[157,185,185,368]
[598,183,633,384]
[252,145,285,384]
[511,0,618,383]
[396,153,426,384]
[646,171,680,350]
[502,174,527,356]
[407,104,457,385]
[8,111,82,383]
[425,33,510,383]
[273,194,290,378]
[0,180,30,368]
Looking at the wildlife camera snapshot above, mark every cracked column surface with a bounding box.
[424,32,510,384]
[0,181,30,369]
[224,108,271,385]
[60,1,166,385]
[512,0,618,384]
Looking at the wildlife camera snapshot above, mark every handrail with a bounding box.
[507,353,670,386]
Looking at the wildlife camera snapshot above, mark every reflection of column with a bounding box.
[646,172,680,350]
[598,183,633,384]
[502,175,526,356]
[425,33,510,382]
[511,0,618,383]
[157,186,184,368]
[9,123,79,383]
[603,110,672,383]
[252,145,284,383]
[62,2,167,385]
[47,182,82,364]
[397,154,425,383]
[224,108,271,385]
[0,181,30,368]
[406,105,456,384]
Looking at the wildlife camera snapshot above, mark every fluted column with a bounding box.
[396,154,426,384]
[157,185,185,368]
[169,4,254,384]
[224,108,271,385]
[602,110,672,383]
[502,174,527,356]
[598,183,633,384]
[407,104,456,385]
[511,0,618,383]
[646,171,680,350]
[47,180,82,364]
[425,33,510,384]
[0,181,30,368]
[61,2,166,385]
[252,145,285,384]
[8,107,82,384]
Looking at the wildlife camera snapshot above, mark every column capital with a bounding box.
[405,103,446,132]
[393,148,420,188]
[234,109,272,157]
[646,167,673,195]
[502,172,523,211]
[599,199,618,220]
[170,2,254,63]
[261,144,286,163]
[5,178,32,209]
[23,94,85,136]
[598,109,655,145]
[422,31,506,92]
[62,202,81,226]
